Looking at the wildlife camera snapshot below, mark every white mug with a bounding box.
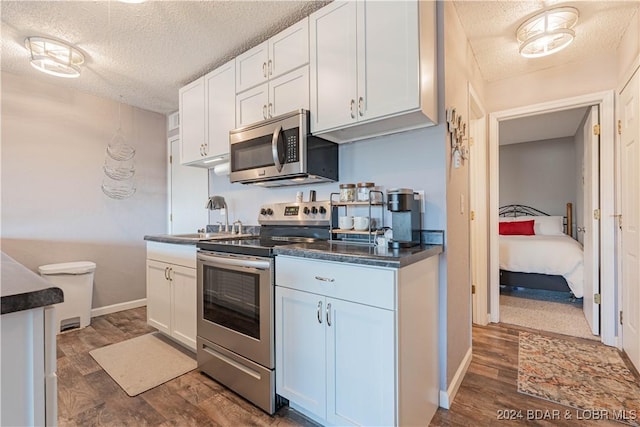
[338,216,354,230]
[353,216,369,231]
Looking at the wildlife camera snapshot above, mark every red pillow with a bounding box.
[499,220,535,235]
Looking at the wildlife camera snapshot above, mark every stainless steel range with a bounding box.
[196,201,332,414]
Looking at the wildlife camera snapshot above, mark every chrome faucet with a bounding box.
[206,196,229,233]
[233,220,243,235]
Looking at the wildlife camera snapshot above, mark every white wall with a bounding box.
[499,137,576,217]
[1,71,167,309]
[208,126,447,231]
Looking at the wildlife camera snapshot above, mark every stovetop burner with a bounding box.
[197,201,334,257]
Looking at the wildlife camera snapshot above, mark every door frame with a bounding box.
[488,90,616,347]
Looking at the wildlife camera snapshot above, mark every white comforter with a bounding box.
[499,235,584,298]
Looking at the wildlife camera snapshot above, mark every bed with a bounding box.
[498,204,584,298]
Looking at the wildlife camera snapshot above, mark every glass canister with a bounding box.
[356,182,375,202]
[339,183,356,202]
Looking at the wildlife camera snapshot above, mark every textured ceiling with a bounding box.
[453,0,639,83]
[1,0,329,114]
[2,1,638,116]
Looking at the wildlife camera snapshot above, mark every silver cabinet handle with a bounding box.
[326,303,332,326]
[315,276,335,283]
[358,97,364,117]
[164,266,169,280]
[350,99,356,119]
[317,301,323,324]
[263,105,267,119]
[199,144,203,156]
[202,144,208,156]
[268,103,273,118]
[168,267,173,281]
[262,62,267,78]
[268,59,272,76]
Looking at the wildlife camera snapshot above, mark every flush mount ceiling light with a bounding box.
[25,37,84,78]
[516,6,579,58]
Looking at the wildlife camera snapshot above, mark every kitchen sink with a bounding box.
[165,232,254,241]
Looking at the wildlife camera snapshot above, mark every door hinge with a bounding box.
[594,293,601,304]
[469,137,474,147]
[594,209,600,220]
[169,213,172,222]
[472,285,476,294]
[470,210,475,220]
[618,120,622,135]
[620,311,623,325]
[169,155,173,164]
[593,124,600,136]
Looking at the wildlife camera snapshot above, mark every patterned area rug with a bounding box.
[518,332,640,426]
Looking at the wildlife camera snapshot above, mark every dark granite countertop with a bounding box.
[144,235,200,245]
[1,252,64,315]
[273,241,443,268]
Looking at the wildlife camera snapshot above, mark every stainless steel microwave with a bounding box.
[229,109,338,187]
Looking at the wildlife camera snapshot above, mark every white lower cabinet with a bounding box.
[146,242,197,351]
[276,255,438,426]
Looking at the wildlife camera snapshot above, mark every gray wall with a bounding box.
[1,71,167,309]
[499,137,577,217]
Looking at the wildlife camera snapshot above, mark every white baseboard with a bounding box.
[91,298,147,318]
[439,346,472,409]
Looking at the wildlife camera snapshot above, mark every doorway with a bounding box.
[486,91,617,346]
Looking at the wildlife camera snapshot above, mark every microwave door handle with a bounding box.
[271,125,283,172]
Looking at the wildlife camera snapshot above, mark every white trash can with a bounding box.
[38,261,96,334]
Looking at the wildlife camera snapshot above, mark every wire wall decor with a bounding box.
[102,98,136,199]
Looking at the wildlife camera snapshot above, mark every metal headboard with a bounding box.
[498,204,550,217]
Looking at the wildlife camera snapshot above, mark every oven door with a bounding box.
[229,110,307,184]
[197,251,274,369]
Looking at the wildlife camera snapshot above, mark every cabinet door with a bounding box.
[275,287,326,419]
[269,17,309,79]
[236,83,269,127]
[269,66,309,118]
[357,1,420,122]
[236,41,269,93]
[326,298,395,427]
[205,59,236,161]
[146,260,171,335]
[179,77,206,165]
[170,265,197,351]
[309,1,358,134]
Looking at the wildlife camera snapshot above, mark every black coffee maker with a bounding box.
[387,188,422,248]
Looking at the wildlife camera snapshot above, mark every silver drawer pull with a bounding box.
[326,303,332,326]
[315,276,335,283]
[317,301,323,323]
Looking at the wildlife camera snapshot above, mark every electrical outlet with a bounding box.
[415,190,426,213]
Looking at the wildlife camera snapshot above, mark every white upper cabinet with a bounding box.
[310,0,436,143]
[179,59,236,167]
[179,77,206,165]
[236,18,309,94]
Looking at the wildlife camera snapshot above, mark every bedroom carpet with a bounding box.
[500,291,597,340]
[89,332,197,396]
[518,332,640,425]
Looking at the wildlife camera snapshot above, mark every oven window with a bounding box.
[202,265,260,339]
[231,134,275,172]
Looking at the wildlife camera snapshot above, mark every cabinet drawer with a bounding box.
[275,256,395,310]
[146,242,196,268]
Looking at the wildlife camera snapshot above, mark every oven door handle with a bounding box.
[198,254,271,271]
[271,125,283,172]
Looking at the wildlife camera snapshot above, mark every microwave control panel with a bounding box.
[285,133,299,163]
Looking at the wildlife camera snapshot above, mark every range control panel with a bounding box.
[258,201,332,226]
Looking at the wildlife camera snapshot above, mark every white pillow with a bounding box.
[498,215,564,235]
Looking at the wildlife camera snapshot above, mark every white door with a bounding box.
[146,260,171,335]
[269,66,309,118]
[326,298,395,427]
[235,41,269,93]
[235,83,269,127]
[621,69,640,371]
[309,1,358,133]
[169,138,208,234]
[179,77,206,164]
[275,287,326,419]
[170,265,197,351]
[268,17,309,80]
[582,106,600,335]
[357,0,419,122]
[206,59,236,159]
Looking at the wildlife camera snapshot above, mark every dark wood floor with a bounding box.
[58,307,631,426]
